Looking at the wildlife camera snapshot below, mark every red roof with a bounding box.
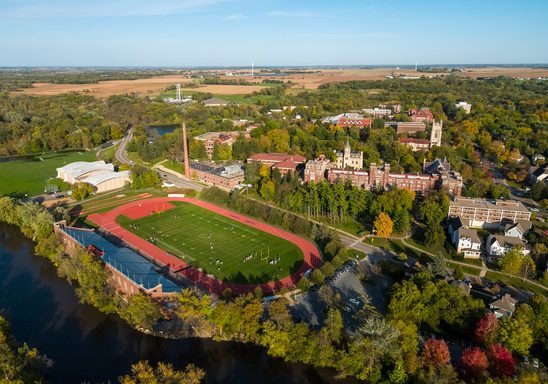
[408,108,433,120]
[249,153,305,163]
[272,160,299,170]
[399,138,430,144]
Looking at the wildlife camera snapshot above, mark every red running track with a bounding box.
[88,197,321,295]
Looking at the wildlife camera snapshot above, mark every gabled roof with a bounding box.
[488,235,525,248]
[457,227,481,243]
[490,293,517,313]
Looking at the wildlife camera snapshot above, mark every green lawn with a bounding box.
[97,143,118,162]
[0,151,97,197]
[117,201,305,284]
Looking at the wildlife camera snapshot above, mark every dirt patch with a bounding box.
[14,75,266,98]
[13,67,548,97]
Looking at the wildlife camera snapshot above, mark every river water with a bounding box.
[0,223,345,383]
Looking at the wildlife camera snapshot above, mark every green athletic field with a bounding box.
[116,201,304,284]
[0,151,97,197]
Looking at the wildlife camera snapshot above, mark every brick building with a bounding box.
[322,161,462,196]
[247,153,306,176]
[190,162,245,189]
[303,155,332,183]
[54,222,180,298]
[408,108,434,122]
[195,131,241,159]
[385,121,426,134]
[398,138,431,151]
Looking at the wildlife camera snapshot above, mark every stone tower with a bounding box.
[430,120,443,148]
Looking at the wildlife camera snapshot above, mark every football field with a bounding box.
[116,201,304,284]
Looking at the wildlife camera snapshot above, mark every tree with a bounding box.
[497,315,533,355]
[453,265,464,280]
[310,269,325,285]
[212,143,232,161]
[131,166,161,189]
[473,312,499,347]
[421,338,450,367]
[71,182,94,200]
[388,359,407,384]
[260,180,275,200]
[393,209,411,234]
[461,347,488,378]
[531,181,548,201]
[324,308,344,344]
[374,212,393,239]
[488,343,515,377]
[425,224,446,248]
[499,247,535,278]
[119,361,205,384]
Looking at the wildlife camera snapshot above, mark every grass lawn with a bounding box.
[117,201,305,284]
[97,143,119,162]
[0,151,97,197]
[162,160,186,175]
[485,271,547,296]
[316,216,364,236]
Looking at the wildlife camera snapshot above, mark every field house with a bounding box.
[83,196,321,296]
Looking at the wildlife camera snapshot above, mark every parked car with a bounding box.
[532,358,539,368]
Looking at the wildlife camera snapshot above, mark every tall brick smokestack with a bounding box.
[182,123,190,179]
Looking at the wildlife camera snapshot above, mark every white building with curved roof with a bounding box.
[56,160,131,194]
[81,170,131,193]
[57,161,114,184]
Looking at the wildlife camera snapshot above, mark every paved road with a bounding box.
[115,128,134,165]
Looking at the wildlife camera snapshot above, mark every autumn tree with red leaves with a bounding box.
[473,312,499,347]
[461,347,489,378]
[421,338,451,366]
[488,343,516,377]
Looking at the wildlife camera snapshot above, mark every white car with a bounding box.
[162,181,175,188]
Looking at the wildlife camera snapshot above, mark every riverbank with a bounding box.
[0,222,347,383]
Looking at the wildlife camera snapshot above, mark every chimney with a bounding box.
[182,123,191,179]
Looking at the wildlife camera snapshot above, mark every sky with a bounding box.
[0,0,547,67]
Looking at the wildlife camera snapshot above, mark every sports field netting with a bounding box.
[116,201,304,284]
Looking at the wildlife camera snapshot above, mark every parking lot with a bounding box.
[291,257,395,332]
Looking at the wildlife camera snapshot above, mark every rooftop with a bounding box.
[457,227,481,243]
[81,170,131,186]
[248,153,306,163]
[61,226,179,292]
[398,138,430,144]
[57,160,114,180]
[450,197,530,213]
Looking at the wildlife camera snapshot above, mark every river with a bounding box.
[0,223,346,383]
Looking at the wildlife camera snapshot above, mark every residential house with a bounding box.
[489,294,517,318]
[504,220,532,240]
[486,234,529,261]
[528,165,548,185]
[453,227,482,259]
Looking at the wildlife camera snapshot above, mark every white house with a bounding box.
[452,227,482,259]
[504,220,532,240]
[486,235,529,261]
